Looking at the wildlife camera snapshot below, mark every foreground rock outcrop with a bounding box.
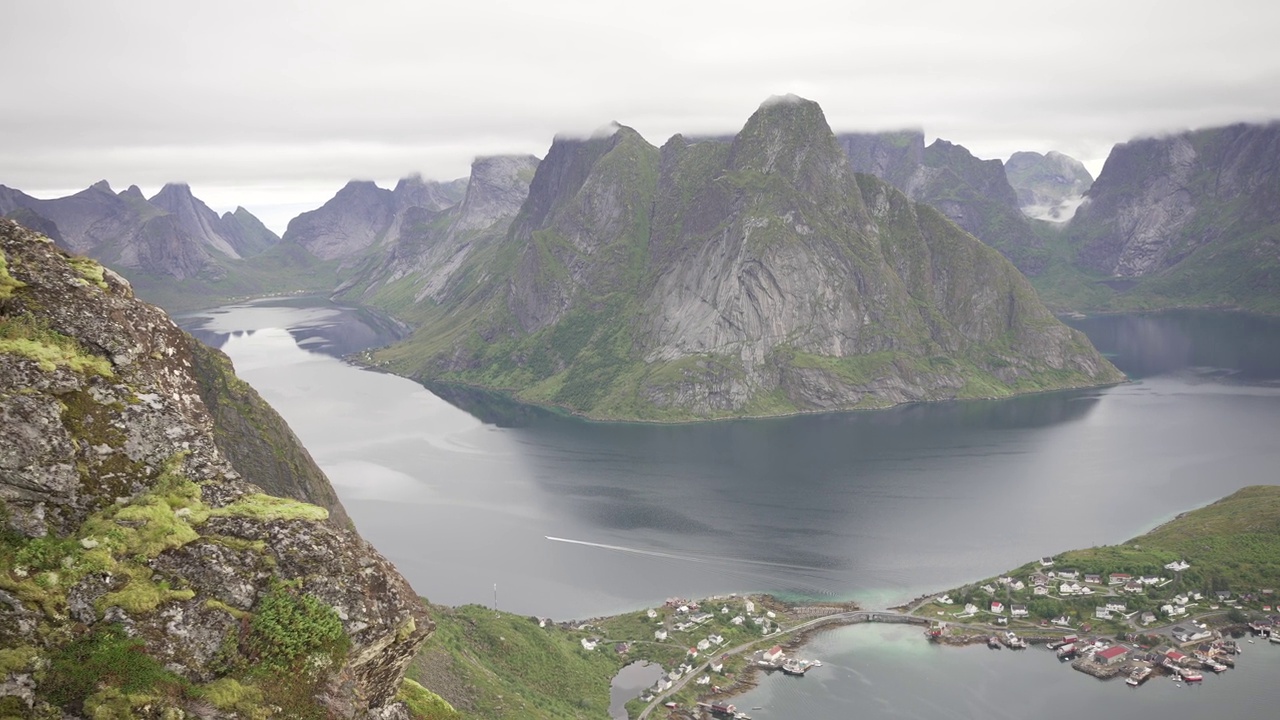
[0,219,429,718]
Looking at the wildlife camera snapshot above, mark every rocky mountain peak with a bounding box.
[148,182,244,259]
[452,154,540,233]
[87,179,113,194]
[119,184,146,202]
[729,94,853,204]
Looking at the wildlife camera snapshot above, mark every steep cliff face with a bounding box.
[373,97,1121,421]
[837,131,1047,273]
[1062,122,1280,312]
[1004,150,1093,221]
[0,219,427,718]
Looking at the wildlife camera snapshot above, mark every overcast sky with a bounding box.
[3,0,1278,233]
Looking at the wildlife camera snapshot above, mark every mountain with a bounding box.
[281,175,467,262]
[0,218,431,717]
[1049,122,1280,314]
[836,131,1048,273]
[1005,150,1093,222]
[0,180,283,282]
[333,155,540,313]
[218,205,282,257]
[369,96,1122,421]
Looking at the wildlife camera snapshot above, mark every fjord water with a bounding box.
[181,304,1280,619]
[183,303,1280,717]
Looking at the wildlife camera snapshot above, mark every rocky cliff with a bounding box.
[1004,150,1093,222]
[281,175,468,263]
[836,131,1047,273]
[0,219,428,718]
[372,96,1122,421]
[1061,122,1280,313]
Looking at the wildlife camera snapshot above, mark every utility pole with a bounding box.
[493,583,499,615]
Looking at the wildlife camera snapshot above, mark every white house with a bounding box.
[696,675,710,686]
[1011,604,1029,618]
[765,610,776,619]
[697,639,711,651]
[937,594,953,605]
[762,645,784,664]
[981,584,996,594]
[1060,582,1082,595]
[1165,560,1190,572]
[1141,611,1157,625]
[963,603,980,615]
[745,600,756,614]
[581,638,599,651]
[1095,607,1113,620]
[711,661,724,673]
[647,609,658,619]
[655,630,668,641]
[1040,557,1055,567]
[1010,580,1026,592]
[1105,601,1127,613]
[1058,570,1079,581]
[991,601,1004,614]
[730,615,745,626]
[709,634,725,645]
[1033,586,1050,596]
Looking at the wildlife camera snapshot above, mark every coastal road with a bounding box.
[636,611,918,719]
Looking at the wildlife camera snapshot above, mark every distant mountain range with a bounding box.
[3,107,1276,416]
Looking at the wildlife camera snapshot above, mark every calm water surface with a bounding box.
[182,303,1280,619]
[181,304,1280,716]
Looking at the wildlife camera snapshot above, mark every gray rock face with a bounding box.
[1070,122,1280,278]
[837,131,1047,273]
[148,183,244,259]
[0,219,428,717]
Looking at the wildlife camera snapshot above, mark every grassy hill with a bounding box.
[916,486,1280,633]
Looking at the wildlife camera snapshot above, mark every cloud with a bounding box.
[3,0,1278,217]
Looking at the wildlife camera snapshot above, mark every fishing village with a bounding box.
[590,552,1280,719]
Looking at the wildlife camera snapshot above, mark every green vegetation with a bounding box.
[0,313,114,376]
[0,248,24,298]
[68,254,108,289]
[210,493,330,522]
[406,603,622,719]
[247,582,349,670]
[40,624,186,714]
[398,678,463,720]
[921,486,1280,632]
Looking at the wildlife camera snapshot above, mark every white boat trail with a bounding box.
[544,536,828,572]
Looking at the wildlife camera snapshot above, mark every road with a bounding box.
[636,611,920,719]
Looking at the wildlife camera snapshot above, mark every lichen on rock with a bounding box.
[0,218,431,718]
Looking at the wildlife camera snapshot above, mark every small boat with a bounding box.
[812,660,822,667]
[988,637,1001,649]
[1183,672,1203,682]
[1248,639,1255,644]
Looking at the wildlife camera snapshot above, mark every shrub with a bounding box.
[248,583,349,671]
[40,624,184,712]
